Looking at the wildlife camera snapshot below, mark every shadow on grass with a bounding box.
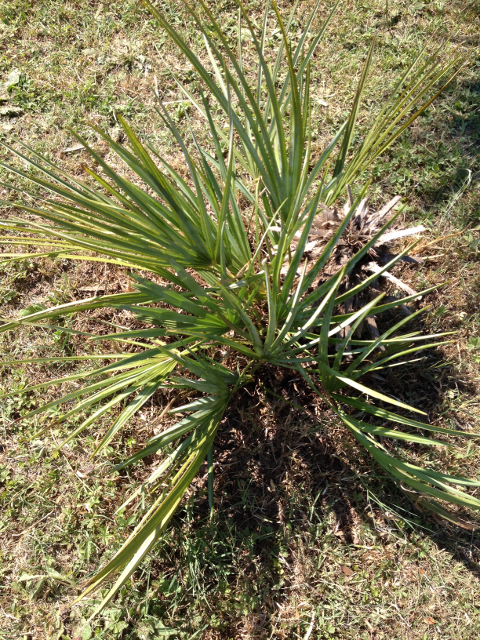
[129,330,480,637]
[364,54,480,228]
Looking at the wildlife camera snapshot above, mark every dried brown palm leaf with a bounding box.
[281,194,426,341]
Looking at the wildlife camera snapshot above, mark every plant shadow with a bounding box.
[141,327,480,637]
[370,63,480,226]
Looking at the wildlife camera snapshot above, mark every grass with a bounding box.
[0,0,480,638]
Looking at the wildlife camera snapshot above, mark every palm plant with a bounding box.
[0,0,477,618]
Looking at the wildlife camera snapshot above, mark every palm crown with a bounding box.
[0,0,477,620]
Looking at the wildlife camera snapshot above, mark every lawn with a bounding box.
[0,1,480,638]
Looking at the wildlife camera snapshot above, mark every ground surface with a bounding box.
[0,1,480,638]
